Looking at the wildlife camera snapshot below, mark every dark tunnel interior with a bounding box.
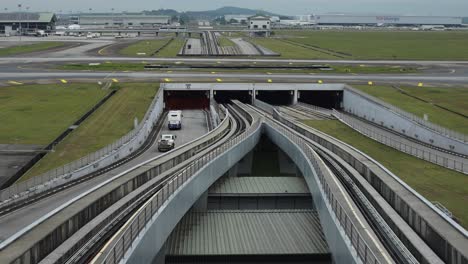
[298,90,343,109]
[256,90,294,105]
[214,90,252,104]
[164,91,210,109]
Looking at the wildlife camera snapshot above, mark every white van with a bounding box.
[168,110,182,130]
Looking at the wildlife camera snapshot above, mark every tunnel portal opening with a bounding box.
[214,90,252,104]
[298,90,343,109]
[256,90,294,105]
[164,91,210,110]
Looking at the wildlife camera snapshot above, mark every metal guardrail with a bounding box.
[251,100,382,263]
[333,110,468,174]
[344,86,468,143]
[0,88,164,204]
[265,114,381,264]
[100,115,262,264]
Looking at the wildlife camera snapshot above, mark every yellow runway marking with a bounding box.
[8,81,23,85]
[112,78,119,83]
[368,81,373,86]
[318,80,323,84]
[418,82,424,87]
[216,78,223,82]
[164,78,171,82]
[60,79,68,84]
[211,71,216,74]
[267,79,273,83]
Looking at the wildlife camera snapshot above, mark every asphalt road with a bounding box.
[1,71,468,85]
[1,56,468,65]
[0,110,208,246]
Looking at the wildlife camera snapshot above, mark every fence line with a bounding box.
[344,85,467,143]
[268,113,381,264]
[0,88,164,204]
[333,110,467,174]
[101,116,263,264]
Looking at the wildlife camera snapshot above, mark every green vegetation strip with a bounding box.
[157,38,185,57]
[217,36,236,47]
[303,120,468,228]
[119,39,172,56]
[0,83,108,145]
[0,42,64,56]
[355,85,468,134]
[277,31,468,60]
[249,38,336,59]
[22,83,159,180]
[60,62,417,74]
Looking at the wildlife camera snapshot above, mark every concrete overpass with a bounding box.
[0,84,466,264]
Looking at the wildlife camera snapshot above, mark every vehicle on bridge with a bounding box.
[158,134,176,152]
[168,110,182,130]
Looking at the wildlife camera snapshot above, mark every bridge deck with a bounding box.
[0,110,208,256]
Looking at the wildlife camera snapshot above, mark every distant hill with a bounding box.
[144,6,281,20]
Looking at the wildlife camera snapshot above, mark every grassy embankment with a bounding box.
[0,42,65,56]
[0,83,108,145]
[303,120,468,228]
[21,83,159,180]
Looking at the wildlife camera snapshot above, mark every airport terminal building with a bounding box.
[0,12,56,35]
[309,14,463,27]
[70,13,170,28]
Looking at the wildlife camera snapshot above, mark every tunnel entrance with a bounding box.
[298,90,343,109]
[256,90,294,105]
[214,90,252,104]
[164,91,210,110]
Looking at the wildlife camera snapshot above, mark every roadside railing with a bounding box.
[267,112,381,264]
[344,86,467,143]
[0,88,164,204]
[100,116,262,264]
[334,110,468,174]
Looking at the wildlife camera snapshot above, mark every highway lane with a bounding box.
[0,110,207,245]
[0,56,468,65]
[1,71,468,84]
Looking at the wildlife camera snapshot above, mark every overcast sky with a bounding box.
[2,0,467,16]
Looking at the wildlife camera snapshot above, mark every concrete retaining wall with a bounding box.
[343,88,468,155]
[124,124,262,264]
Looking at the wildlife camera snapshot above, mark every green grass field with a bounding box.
[0,84,109,145]
[250,38,336,59]
[156,38,185,57]
[119,39,172,56]
[276,31,468,60]
[398,86,468,117]
[303,120,468,228]
[355,85,468,134]
[0,42,64,56]
[22,83,159,180]
[218,36,236,47]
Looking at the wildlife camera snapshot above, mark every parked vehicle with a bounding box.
[158,134,176,152]
[168,110,182,130]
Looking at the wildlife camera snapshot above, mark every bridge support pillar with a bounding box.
[138,31,141,37]
[188,32,192,38]
[175,32,179,37]
[192,190,208,212]
[155,31,159,37]
[292,90,298,105]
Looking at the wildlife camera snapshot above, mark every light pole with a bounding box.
[18,3,22,41]
[111,8,115,28]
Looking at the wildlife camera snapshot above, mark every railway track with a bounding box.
[0,112,168,217]
[71,103,252,264]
